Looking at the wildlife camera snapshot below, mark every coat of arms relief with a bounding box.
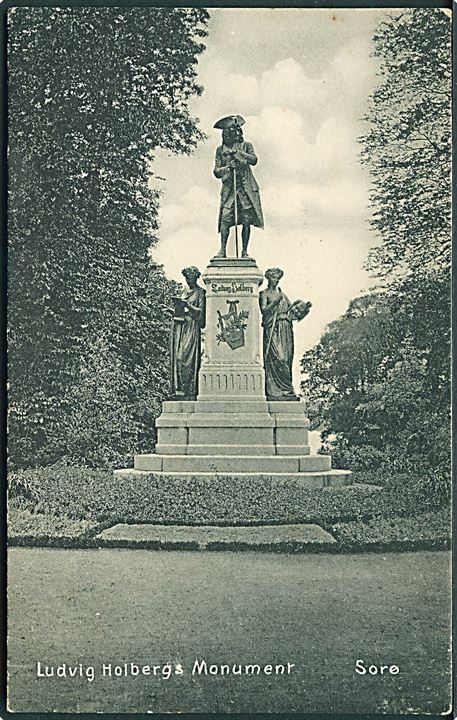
[216,300,249,350]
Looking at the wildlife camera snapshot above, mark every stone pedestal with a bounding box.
[199,256,265,400]
[117,256,351,490]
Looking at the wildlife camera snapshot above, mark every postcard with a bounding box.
[6,5,452,716]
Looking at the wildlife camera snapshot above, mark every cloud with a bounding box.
[263,183,308,224]
[158,203,189,232]
[151,223,215,282]
[158,184,218,230]
[302,177,369,220]
[247,106,363,187]
[259,58,327,115]
[327,38,376,101]
[247,107,314,175]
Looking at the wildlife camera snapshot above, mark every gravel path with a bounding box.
[8,548,451,714]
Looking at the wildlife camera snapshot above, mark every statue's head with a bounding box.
[222,124,243,146]
[182,266,201,284]
[265,267,284,284]
[214,115,245,146]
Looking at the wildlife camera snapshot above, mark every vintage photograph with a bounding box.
[7,5,452,715]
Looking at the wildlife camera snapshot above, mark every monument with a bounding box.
[116,115,350,487]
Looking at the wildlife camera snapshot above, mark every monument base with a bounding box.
[117,398,351,488]
[154,399,311,456]
[115,467,351,488]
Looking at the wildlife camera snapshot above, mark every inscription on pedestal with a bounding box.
[211,282,254,294]
[200,370,264,393]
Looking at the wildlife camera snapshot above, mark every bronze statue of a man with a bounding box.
[260,268,311,401]
[213,115,264,258]
[169,266,206,400]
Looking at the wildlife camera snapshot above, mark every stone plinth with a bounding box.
[115,467,351,488]
[154,399,310,457]
[96,523,337,550]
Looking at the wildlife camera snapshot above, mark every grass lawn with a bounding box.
[8,547,451,715]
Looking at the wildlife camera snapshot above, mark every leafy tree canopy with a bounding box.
[8,8,209,468]
[361,8,451,280]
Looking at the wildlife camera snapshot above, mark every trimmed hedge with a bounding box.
[330,511,451,551]
[7,464,449,526]
[8,465,451,551]
[8,507,100,543]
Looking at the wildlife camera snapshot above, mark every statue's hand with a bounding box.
[234,149,247,163]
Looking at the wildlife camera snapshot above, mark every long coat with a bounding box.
[213,141,264,232]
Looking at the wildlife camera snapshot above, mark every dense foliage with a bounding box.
[331,512,450,551]
[362,8,451,280]
[301,9,451,502]
[8,463,445,527]
[8,8,209,468]
[9,507,99,543]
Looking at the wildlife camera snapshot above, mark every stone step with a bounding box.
[95,522,337,551]
[133,453,331,473]
[187,414,275,428]
[192,400,270,414]
[115,468,350,488]
[155,444,311,456]
[156,444,276,456]
[161,399,311,416]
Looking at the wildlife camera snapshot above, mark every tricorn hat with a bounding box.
[213,115,246,130]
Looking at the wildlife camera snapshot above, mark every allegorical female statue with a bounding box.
[169,266,206,400]
[259,268,312,400]
[213,115,264,258]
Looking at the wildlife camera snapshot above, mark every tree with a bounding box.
[361,8,451,280]
[301,293,397,456]
[301,288,450,489]
[8,8,209,467]
[300,9,451,499]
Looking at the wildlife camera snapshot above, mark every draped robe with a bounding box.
[260,290,296,399]
[170,286,206,399]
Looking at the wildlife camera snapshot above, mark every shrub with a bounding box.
[8,463,112,518]
[325,438,386,473]
[8,469,42,509]
[332,511,451,550]
[325,434,451,507]
[6,463,449,527]
[382,466,451,511]
[8,507,98,541]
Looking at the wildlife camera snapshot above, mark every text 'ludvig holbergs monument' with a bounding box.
[117,115,351,486]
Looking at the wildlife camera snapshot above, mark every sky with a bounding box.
[151,8,396,382]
